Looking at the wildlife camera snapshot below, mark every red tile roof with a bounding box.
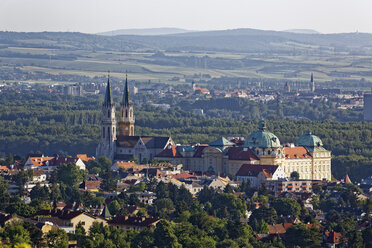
[32,169,46,177]
[171,173,196,180]
[268,224,287,234]
[76,154,94,162]
[284,147,312,159]
[236,164,279,177]
[28,156,54,167]
[81,180,102,190]
[156,145,182,158]
[0,166,9,172]
[227,147,259,161]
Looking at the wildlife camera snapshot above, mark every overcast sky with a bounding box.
[1,0,371,33]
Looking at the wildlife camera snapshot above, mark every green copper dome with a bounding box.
[244,121,281,148]
[296,130,323,148]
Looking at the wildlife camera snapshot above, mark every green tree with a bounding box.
[5,153,14,166]
[45,229,69,248]
[4,223,31,245]
[249,207,277,226]
[272,198,301,217]
[57,163,84,187]
[132,229,154,248]
[14,170,32,195]
[362,226,372,248]
[0,176,9,209]
[290,171,300,180]
[153,220,181,248]
[108,200,121,216]
[284,224,321,248]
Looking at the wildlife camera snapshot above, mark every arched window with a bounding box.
[102,127,105,138]
[108,110,110,118]
[126,110,128,118]
[107,127,110,140]
[131,126,134,135]
[130,110,132,118]
[268,150,271,155]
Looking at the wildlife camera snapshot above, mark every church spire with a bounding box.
[104,72,113,106]
[122,73,130,106]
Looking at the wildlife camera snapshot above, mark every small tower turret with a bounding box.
[310,73,315,92]
[119,74,135,136]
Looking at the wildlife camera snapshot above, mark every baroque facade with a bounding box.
[155,122,332,181]
[96,75,173,162]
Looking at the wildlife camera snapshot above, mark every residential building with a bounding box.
[32,209,107,233]
[236,164,287,187]
[24,155,86,174]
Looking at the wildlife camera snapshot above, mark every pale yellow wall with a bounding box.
[70,214,107,233]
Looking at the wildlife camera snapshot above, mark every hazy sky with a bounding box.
[1,0,372,33]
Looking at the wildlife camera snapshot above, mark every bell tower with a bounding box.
[96,73,116,159]
[119,74,135,136]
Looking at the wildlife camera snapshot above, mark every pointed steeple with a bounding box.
[101,204,112,219]
[104,72,113,106]
[122,73,130,106]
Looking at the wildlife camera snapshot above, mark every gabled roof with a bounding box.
[227,147,259,161]
[268,224,287,234]
[143,137,172,149]
[76,154,94,162]
[171,173,195,180]
[209,137,235,147]
[193,145,209,157]
[156,145,182,158]
[236,164,279,177]
[80,180,102,190]
[32,169,46,177]
[34,209,87,220]
[116,136,141,148]
[28,156,54,167]
[49,157,81,166]
[116,136,171,149]
[284,147,312,159]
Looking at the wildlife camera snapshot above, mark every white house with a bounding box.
[236,164,287,187]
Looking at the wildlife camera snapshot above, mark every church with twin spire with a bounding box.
[96,75,174,162]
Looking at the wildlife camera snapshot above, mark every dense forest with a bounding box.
[0,92,371,181]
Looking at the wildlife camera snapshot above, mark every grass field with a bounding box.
[1,43,372,86]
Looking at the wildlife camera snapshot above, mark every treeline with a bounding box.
[172,97,362,121]
[0,93,371,181]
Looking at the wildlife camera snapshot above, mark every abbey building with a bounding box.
[96,76,174,162]
[155,122,332,181]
